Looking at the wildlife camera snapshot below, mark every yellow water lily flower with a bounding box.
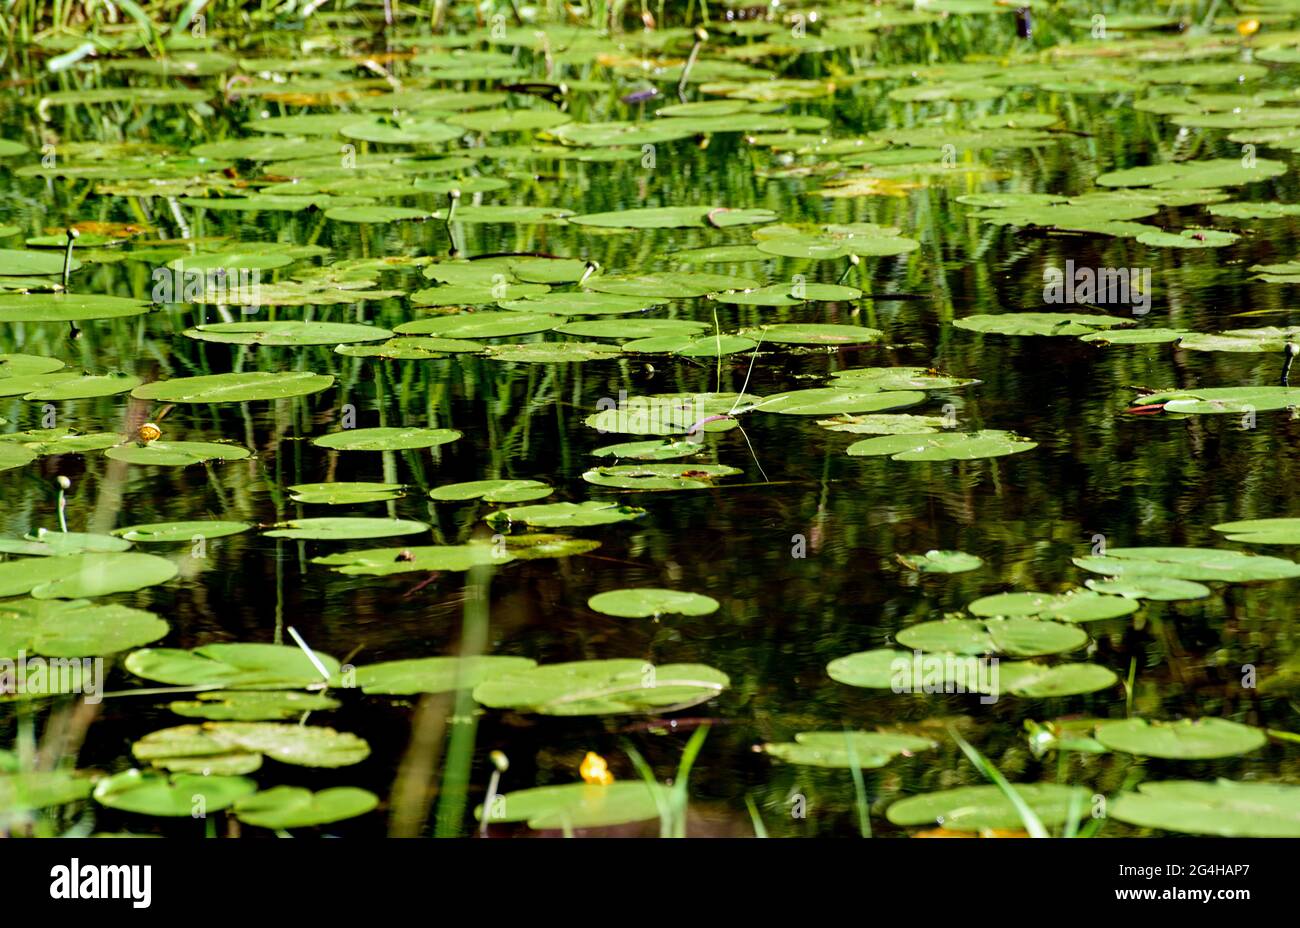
[579,751,614,785]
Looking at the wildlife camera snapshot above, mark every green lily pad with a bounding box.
[134,723,369,769]
[312,427,461,452]
[968,590,1139,623]
[0,429,120,456]
[0,294,150,322]
[556,319,707,339]
[183,322,393,346]
[1138,386,1300,414]
[998,662,1119,697]
[486,501,646,528]
[0,531,131,556]
[897,618,1086,658]
[581,462,741,490]
[395,312,558,339]
[263,517,428,541]
[169,691,340,721]
[133,371,334,404]
[757,388,925,416]
[475,781,671,830]
[353,656,538,695]
[430,479,552,503]
[737,323,884,345]
[499,293,662,316]
[1110,780,1300,837]
[233,786,378,829]
[0,770,93,814]
[585,272,760,299]
[587,588,720,618]
[0,249,79,276]
[570,206,776,229]
[848,430,1038,461]
[1094,718,1266,760]
[1083,577,1211,601]
[1073,547,1300,582]
[105,440,251,466]
[763,731,935,769]
[898,550,983,573]
[0,551,177,600]
[831,367,980,391]
[93,770,256,816]
[22,373,142,401]
[312,543,508,576]
[288,482,405,505]
[0,444,35,472]
[954,312,1135,337]
[591,439,705,461]
[1212,518,1300,545]
[0,354,65,377]
[485,342,621,363]
[125,643,340,690]
[472,659,730,715]
[113,521,252,543]
[0,598,167,657]
[887,783,1089,831]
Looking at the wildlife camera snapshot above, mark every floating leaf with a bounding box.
[105,440,251,466]
[0,552,177,600]
[486,501,646,528]
[0,599,167,657]
[475,781,671,829]
[1094,718,1266,760]
[354,656,538,695]
[430,479,552,503]
[113,521,252,543]
[847,430,1037,461]
[133,371,333,404]
[1073,547,1300,582]
[968,590,1139,623]
[313,544,507,576]
[472,659,729,715]
[582,462,741,490]
[183,321,393,346]
[587,588,720,618]
[898,550,983,573]
[125,643,339,690]
[887,784,1089,831]
[93,770,256,817]
[170,691,340,721]
[763,732,935,769]
[0,294,150,323]
[954,312,1135,337]
[312,427,461,452]
[395,312,558,339]
[1212,518,1300,545]
[1110,780,1300,837]
[233,786,378,829]
[738,323,883,345]
[263,517,428,541]
[289,482,404,505]
[757,388,925,416]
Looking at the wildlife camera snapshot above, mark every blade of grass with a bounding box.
[949,728,1048,838]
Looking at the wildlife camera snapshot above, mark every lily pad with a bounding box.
[898,550,983,573]
[763,731,935,769]
[169,691,340,721]
[113,521,252,543]
[587,588,720,618]
[472,659,730,715]
[1073,547,1300,582]
[105,440,251,466]
[133,372,334,404]
[0,551,177,600]
[233,786,378,829]
[887,783,1089,831]
[354,656,538,695]
[263,518,428,541]
[485,501,646,528]
[1110,780,1300,837]
[968,590,1139,623]
[429,479,552,503]
[1094,718,1266,760]
[0,598,167,657]
[288,482,405,505]
[476,781,671,830]
[312,427,461,452]
[847,431,1038,461]
[125,643,340,690]
[313,544,507,576]
[93,770,256,816]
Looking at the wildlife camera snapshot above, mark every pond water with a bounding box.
[3,2,1300,838]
